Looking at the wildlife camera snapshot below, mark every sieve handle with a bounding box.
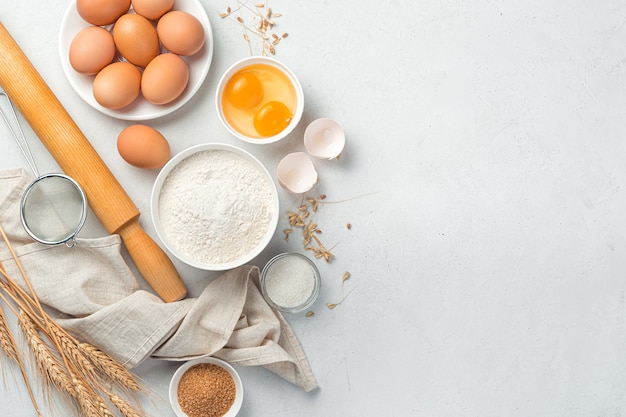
[0,22,187,302]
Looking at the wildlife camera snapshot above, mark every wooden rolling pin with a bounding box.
[0,23,187,302]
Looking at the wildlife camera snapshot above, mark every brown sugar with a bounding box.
[177,363,236,417]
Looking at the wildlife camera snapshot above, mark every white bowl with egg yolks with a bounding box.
[216,56,304,144]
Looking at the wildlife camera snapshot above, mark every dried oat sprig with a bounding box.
[219,6,233,18]
[307,234,335,263]
[307,245,335,263]
[287,194,336,263]
[326,288,355,310]
[302,222,318,246]
[219,0,286,56]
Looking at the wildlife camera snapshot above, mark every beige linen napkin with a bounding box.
[0,169,318,392]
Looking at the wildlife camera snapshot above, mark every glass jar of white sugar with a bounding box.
[260,252,321,313]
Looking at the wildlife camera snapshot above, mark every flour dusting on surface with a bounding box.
[158,149,274,265]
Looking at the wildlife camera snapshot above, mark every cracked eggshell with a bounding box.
[277,152,318,193]
[304,118,345,159]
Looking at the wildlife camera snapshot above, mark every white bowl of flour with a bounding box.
[151,143,279,270]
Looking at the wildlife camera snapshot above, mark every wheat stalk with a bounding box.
[10,272,119,417]
[43,314,142,394]
[73,377,114,417]
[17,310,76,398]
[0,224,148,417]
[46,322,98,380]
[0,303,43,417]
[77,342,141,392]
[106,389,144,417]
[0,305,18,361]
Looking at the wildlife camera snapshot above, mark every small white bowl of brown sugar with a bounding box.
[169,357,243,417]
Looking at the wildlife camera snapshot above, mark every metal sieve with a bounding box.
[0,88,87,247]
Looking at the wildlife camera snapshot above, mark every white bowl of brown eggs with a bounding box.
[59,0,213,120]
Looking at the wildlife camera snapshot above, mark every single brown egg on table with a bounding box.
[113,13,160,67]
[117,125,170,169]
[76,0,130,26]
[141,53,189,105]
[157,10,205,56]
[92,61,141,110]
[69,26,115,75]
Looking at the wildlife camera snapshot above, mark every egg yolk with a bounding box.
[253,101,292,137]
[225,72,264,109]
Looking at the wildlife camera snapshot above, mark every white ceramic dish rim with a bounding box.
[169,356,244,417]
[58,0,214,121]
[215,56,305,144]
[151,142,280,271]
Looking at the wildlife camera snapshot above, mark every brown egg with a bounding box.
[92,62,142,109]
[117,125,170,169]
[69,26,115,75]
[77,0,130,26]
[131,0,174,20]
[141,53,189,105]
[157,11,205,56]
[113,13,160,67]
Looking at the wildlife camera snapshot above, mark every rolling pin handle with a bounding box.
[117,220,187,303]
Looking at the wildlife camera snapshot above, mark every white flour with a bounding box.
[158,149,274,265]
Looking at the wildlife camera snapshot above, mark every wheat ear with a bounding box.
[72,377,115,417]
[0,303,43,417]
[17,310,76,397]
[77,342,142,392]
[46,321,99,378]
[0,224,147,416]
[105,389,145,417]
[20,312,115,417]
[0,304,18,361]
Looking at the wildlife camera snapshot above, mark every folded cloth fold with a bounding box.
[0,168,318,392]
